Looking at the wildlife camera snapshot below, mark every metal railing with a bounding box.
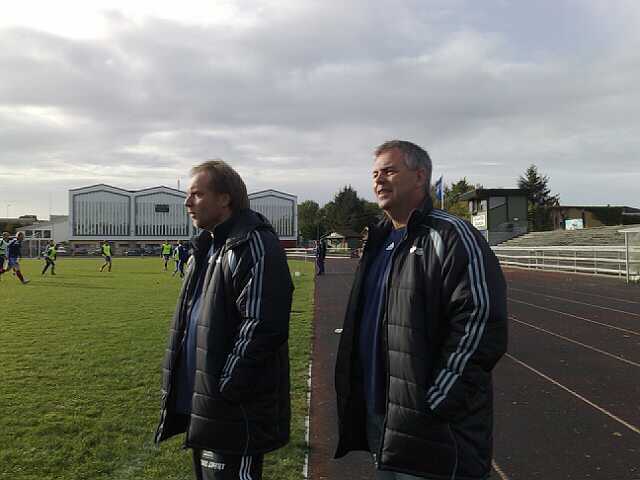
[491,245,630,277]
[285,247,358,260]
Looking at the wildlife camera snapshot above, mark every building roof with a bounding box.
[70,184,185,195]
[458,188,527,201]
[249,189,297,200]
[549,205,640,212]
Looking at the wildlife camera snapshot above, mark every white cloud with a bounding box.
[2,0,640,218]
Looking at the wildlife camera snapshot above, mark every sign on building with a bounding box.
[565,219,584,230]
[472,213,487,230]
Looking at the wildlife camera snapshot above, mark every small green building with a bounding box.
[459,189,528,245]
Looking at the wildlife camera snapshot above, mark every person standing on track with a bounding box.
[155,160,294,480]
[334,140,508,479]
[41,240,57,276]
[315,237,327,276]
[99,241,112,272]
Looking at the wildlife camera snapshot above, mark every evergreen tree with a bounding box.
[323,186,381,234]
[518,164,559,230]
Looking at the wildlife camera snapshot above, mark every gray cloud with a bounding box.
[1,0,640,218]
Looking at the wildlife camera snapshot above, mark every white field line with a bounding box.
[508,298,640,337]
[492,460,511,480]
[510,316,640,368]
[506,353,640,435]
[509,287,640,318]
[507,282,640,306]
[302,360,312,480]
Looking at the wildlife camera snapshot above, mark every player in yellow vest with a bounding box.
[100,241,112,272]
[41,240,57,276]
[161,241,173,271]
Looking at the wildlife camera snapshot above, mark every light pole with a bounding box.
[5,204,11,218]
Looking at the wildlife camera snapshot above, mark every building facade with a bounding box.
[460,188,529,245]
[15,215,69,257]
[68,184,195,254]
[65,185,298,254]
[248,189,298,248]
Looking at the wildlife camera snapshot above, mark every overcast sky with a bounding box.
[1,0,639,219]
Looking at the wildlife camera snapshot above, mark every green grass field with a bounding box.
[0,257,315,480]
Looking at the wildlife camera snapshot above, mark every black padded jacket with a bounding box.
[155,209,293,455]
[334,196,508,479]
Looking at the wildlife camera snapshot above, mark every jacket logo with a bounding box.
[410,246,424,255]
[386,242,395,251]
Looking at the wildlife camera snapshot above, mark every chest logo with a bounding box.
[386,242,395,251]
[410,246,424,255]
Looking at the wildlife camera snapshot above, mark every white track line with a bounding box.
[508,298,640,337]
[510,316,640,368]
[509,287,640,318]
[508,282,640,306]
[492,460,511,480]
[303,360,312,480]
[506,353,640,435]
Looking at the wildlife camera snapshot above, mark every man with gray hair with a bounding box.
[155,160,294,479]
[334,140,508,479]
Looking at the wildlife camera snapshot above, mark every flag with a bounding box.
[435,175,444,201]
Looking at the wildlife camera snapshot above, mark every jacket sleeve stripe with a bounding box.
[220,231,265,390]
[426,211,490,411]
[427,211,489,406]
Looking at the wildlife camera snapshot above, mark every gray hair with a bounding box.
[374,140,432,190]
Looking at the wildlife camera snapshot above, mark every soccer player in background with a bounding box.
[41,240,57,276]
[161,240,173,271]
[0,231,9,276]
[171,242,181,277]
[100,241,112,272]
[5,232,30,284]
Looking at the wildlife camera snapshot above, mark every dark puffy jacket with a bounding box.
[155,209,294,455]
[335,197,508,480]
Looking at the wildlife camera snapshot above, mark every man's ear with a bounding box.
[415,168,428,189]
[219,193,232,208]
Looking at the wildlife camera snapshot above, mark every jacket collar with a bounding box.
[371,194,434,237]
[190,208,274,260]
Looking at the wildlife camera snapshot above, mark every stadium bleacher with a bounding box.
[498,223,640,247]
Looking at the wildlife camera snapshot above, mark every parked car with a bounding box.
[143,246,161,256]
[125,248,144,256]
[56,246,68,256]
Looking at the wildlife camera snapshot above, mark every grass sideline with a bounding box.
[0,257,315,480]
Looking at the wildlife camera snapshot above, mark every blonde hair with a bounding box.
[190,160,250,211]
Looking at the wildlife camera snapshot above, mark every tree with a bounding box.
[445,178,476,220]
[518,164,559,231]
[323,186,381,234]
[430,177,478,220]
[298,200,326,241]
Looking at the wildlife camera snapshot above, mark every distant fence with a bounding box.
[285,247,358,260]
[288,245,640,282]
[491,245,639,281]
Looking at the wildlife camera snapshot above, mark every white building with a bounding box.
[65,185,298,254]
[248,189,298,247]
[16,215,69,257]
[68,184,195,254]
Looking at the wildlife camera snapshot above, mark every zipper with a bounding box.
[447,424,459,480]
[181,244,227,450]
[377,228,409,463]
